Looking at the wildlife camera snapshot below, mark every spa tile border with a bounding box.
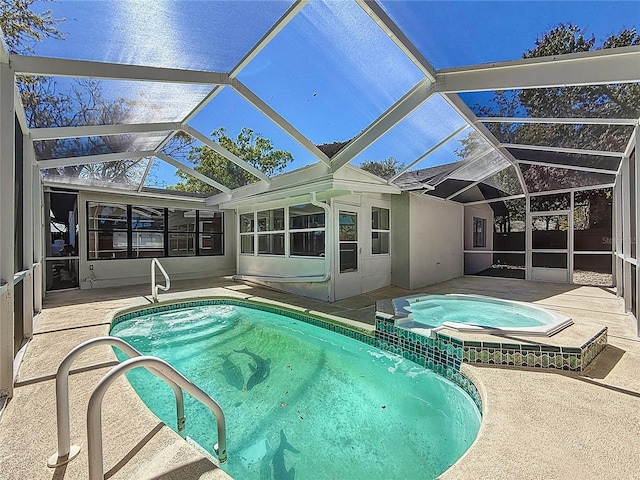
[375,317,483,413]
[376,314,608,377]
[444,327,607,372]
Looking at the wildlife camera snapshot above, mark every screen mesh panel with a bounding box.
[238,0,424,145]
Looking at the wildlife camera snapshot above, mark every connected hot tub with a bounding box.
[392,294,573,337]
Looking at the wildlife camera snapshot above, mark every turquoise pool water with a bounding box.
[408,295,550,328]
[110,303,480,480]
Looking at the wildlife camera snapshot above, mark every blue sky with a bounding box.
[30,0,640,187]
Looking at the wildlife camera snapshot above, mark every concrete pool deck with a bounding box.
[1,276,639,479]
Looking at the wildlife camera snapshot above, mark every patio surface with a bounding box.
[1,275,639,479]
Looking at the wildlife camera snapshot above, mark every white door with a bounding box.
[334,208,362,300]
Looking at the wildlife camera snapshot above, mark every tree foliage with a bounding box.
[458,23,639,226]
[2,1,151,185]
[31,78,149,185]
[0,0,61,54]
[477,23,640,154]
[359,157,405,179]
[173,127,293,194]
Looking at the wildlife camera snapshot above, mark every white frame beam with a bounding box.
[621,152,632,311]
[41,180,206,203]
[230,0,307,79]
[516,159,618,176]
[154,152,230,194]
[331,79,436,171]
[436,46,640,93]
[30,122,182,140]
[21,129,34,341]
[461,194,525,207]
[623,127,638,160]
[181,0,307,125]
[431,147,499,187]
[501,143,624,157]
[443,153,515,201]
[36,150,156,169]
[634,129,639,329]
[0,62,15,398]
[13,88,28,134]
[230,80,332,166]
[356,0,436,81]
[478,117,639,126]
[441,93,529,195]
[388,124,469,183]
[10,55,231,85]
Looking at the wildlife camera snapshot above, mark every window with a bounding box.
[371,207,390,255]
[240,204,327,257]
[168,209,195,256]
[199,211,224,256]
[257,209,285,255]
[240,213,255,254]
[473,217,486,248]
[339,211,358,272]
[132,206,164,258]
[290,204,325,257]
[87,202,223,259]
[87,202,128,259]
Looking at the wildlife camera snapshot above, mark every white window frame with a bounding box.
[239,205,327,258]
[371,206,390,255]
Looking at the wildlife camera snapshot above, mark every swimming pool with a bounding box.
[110,300,480,480]
[392,294,572,336]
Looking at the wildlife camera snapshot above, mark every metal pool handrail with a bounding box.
[47,336,185,468]
[151,257,170,302]
[87,356,227,480]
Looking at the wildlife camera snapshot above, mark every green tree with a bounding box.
[359,157,405,179]
[463,23,639,199]
[173,127,293,194]
[476,24,639,153]
[518,24,639,152]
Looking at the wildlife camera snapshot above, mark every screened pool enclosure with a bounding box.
[0,0,638,399]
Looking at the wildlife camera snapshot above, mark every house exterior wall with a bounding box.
[409,193,464,288]
[391,193,411,289]
[235,190,393,302]
[237,255,331,301]
[464,204,494,275]
[393,192,463,290]
[77,191,236,289]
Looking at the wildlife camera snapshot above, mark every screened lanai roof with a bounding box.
[6,0,640,206]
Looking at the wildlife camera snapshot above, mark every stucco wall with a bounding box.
[403,193,464,289]
[391,193,411,289]
[464,204,494,275]
[392,193,464,289]
[77,192,236,289]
